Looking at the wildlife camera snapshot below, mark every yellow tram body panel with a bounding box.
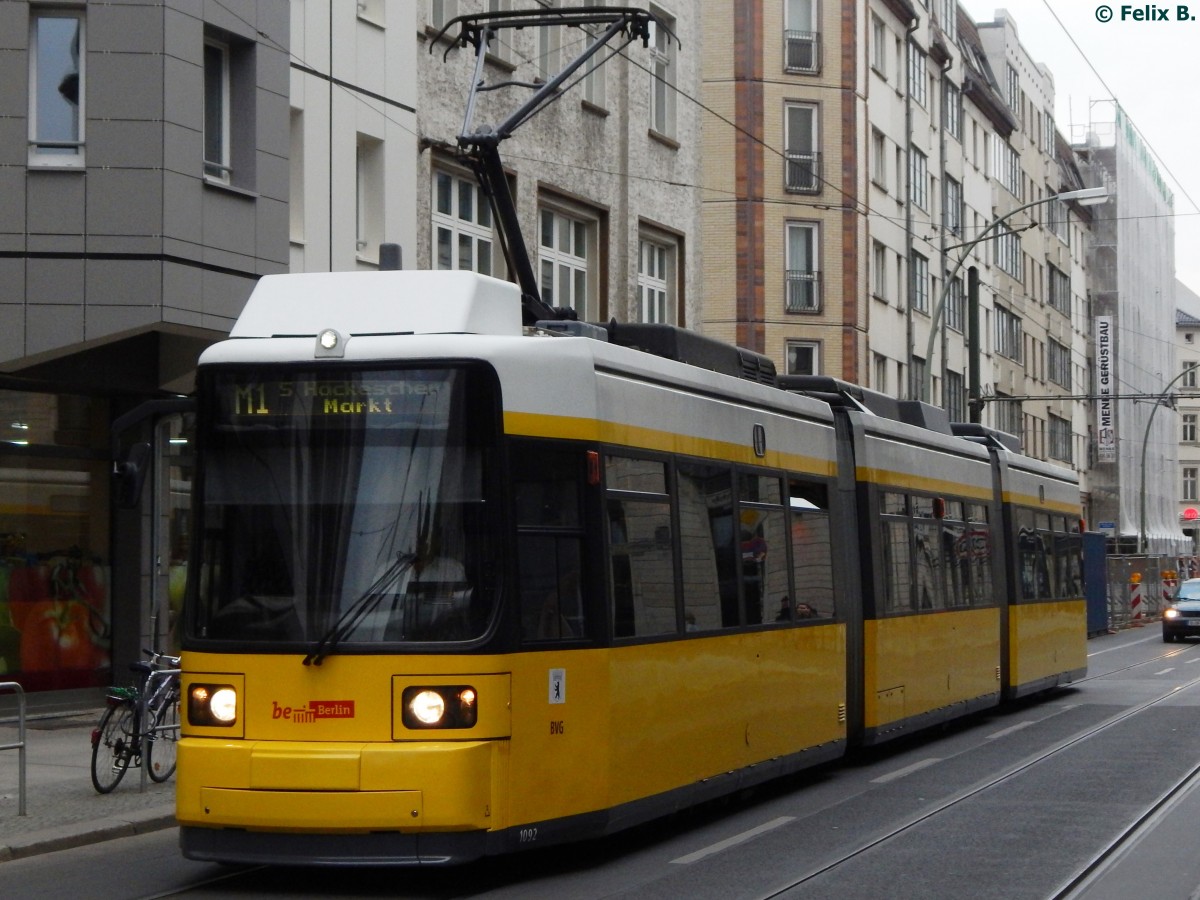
[862,608,1001,738]
[1007,598,1087,695]
[178,626,846,836]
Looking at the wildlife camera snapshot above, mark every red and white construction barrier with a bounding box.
[1130,577,1143,626]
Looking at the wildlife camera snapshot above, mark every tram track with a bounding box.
[754,664,1200,900]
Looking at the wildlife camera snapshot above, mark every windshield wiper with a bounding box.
[302,552,415,666]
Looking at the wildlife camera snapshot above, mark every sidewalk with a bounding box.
[0,710,176,862]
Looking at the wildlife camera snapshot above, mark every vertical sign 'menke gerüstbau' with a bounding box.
[1096,316,1116,463]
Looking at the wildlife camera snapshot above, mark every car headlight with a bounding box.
[188,683,238,726]
[401,685,477,730]
[1165,608,1181,620]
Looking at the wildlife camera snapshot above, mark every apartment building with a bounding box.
[0,1,288,702]
[1177,299,1200,557]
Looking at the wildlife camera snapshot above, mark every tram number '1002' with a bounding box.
[550,720,564,735]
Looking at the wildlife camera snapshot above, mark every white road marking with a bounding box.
[987,720,1035,740]
[869,757,943,784]
[1155,668,1176,675]
[670,816,796,864]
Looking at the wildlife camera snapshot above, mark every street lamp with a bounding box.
[921,186,1109,403]
[1140,366,1191,553]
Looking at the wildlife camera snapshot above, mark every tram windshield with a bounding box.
[188,365,499,650]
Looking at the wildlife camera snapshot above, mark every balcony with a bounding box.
[785,270,821,313]
[784,30,820,75]
[785,151,821,194]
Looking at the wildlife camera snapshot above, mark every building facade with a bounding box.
[1175,299,1200,557]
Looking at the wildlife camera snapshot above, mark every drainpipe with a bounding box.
[904,16,919,400]
[938,54,952,407]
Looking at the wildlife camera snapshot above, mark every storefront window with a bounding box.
[0,389,111,690]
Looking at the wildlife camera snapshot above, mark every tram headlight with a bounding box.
[401,685,478,730]
[188,683,238,726]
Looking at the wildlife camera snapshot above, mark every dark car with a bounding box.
[1163,579,1200,642]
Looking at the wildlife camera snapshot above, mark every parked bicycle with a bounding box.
[90,649,181,794]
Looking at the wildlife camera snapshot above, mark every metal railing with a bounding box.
[0,682,27,816]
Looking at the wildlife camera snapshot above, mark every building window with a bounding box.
[994,392,1022,438]
[1049,414,1072,463]
[203,29,255,188]
[356,135,384,259]
[785,223,820,313]
[29,9,85,166]
[289,109,304,243]
[1006,63,1020,111]
[1184,362,1198,389]
[946,276,964,333]
[937,0,957,42]
[944,81,962,141]
[909,146,928,210]
[908,45,927,107]
[993,136,1022,199]
[539,204,596,319]
[871,16,887,74]
[1048,339,1071,388]
[872,240,888,300]
[944,176,963,236]
[911,252,929,313]
[637,235,676,324]
[536,0,561,80]
[996,306,1023,362]
[871,129,887,189]
[203,38,231,182]
[1184,414,1198,443]
[1044,110,1056,155]
[430,0,458,30]
[995,224,1023,280]
[873,353,888,393]
[945,370,964,422]
[648,6,676,138]
[1185,467,1199,502]
[784,0,819,74]
[581,12,606,107]
[786,341,819,376]
[785,104,820,193]
[1048,265,1071,315]
[433,168,494,275]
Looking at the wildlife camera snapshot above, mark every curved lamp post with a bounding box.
[1140,366,1191,552]
[921,186,1109,403]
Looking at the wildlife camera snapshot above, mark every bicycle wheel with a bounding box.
[147,690,179,783]
[91,703,136,794]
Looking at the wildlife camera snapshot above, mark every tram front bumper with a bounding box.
[176,738,499,832]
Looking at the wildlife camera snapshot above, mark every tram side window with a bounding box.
[1051,515,1083,598]
[788,479,834,618]
[607,456,676,638]
[966,503,992,605]
[880,492,912,612]
[912,496,943,610]
[1016,508,1051,601]
[942,501,969,608]
[513,442,587,642]
[739,474,787,626]
[676,462,734,631]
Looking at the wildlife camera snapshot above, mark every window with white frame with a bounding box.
[637,235,676,324]
[908,45,927,107]
[784,0,819,74]
[937,0,957,41]
[430,0,458,30]
[203,37,231,182]
[485,0,514,64]
[944,81,962,142]
[433,167,495,276]
[1049,414,1072,462]
[1185,467,1199,502]
[539,204,596,319]
[1047,196,1070,245]
[995,305,1023,362]
[785,103,819,193]
[909,146,928,209]
[648,6,676,138]
[786,341,819,376]
[581,11,606,107]
[1048,339,1070,388]
[944,176,962,235]
[911,252,929,313]
[873,353,888,393]
[945,370,964,422]
[993,136,1022,198]
[871,16,887,74]
[946,275,964,332]
[1048,265,1070,315]
[356,135,384,258]
[1185,362,1199,389]
[1006,63,1020,111]
[1044,110,1056,155]
[994,392,1022,438]
[1183,413,1197,443]
[29,8,85,166]
[536,0,561,80]
[872,240,888,300]
[995,224,1023,280]
[871,129,887,189]
[785,222,820,313]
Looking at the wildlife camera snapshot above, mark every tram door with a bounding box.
[152,413,194,653]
